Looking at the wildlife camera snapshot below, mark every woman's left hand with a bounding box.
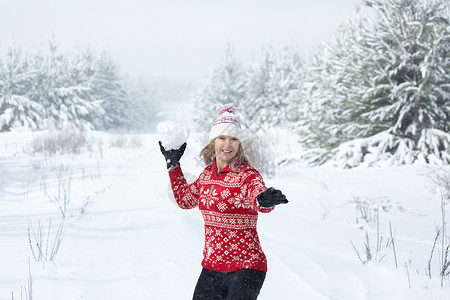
[257,187,288,208]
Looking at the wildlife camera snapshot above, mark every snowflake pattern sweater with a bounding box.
[168,160,274,273]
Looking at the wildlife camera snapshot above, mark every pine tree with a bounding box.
[28,41,67,128]
[123,75,162,132]
[356,0,450,165]
[298,0,450,166]
[267,47,303,128]
[89,52,128,130]
[244,47,302,133]
[0,38,161,132]
[244,47,275,132]
[293,23,361,164]
[192,45,247,137]
[65,48,104,129]
[0,43,44,131]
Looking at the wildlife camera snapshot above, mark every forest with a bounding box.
[1,0,449,167]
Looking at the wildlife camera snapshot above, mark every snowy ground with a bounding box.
[1,130,450,300]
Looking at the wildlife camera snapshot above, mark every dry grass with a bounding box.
[31,127,87,155]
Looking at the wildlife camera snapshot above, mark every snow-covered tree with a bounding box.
[26,41,101,130]
[357,0,450,165]
[0,39,162,132]
[87,52,128,130]
[123,75,162,132]
[244,47,302,133]
[266,47,303,127]
[294,18,369,163]
[192,45,247,135]
[243,47,275,132]
[299,0,450,166]
[66,48,104,128]
[0,44,44,131]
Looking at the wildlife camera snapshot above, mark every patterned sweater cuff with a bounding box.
[168,165,183,180]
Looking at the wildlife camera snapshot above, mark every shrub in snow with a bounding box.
[350,195,403,227]
[240,132,277,178]
[31,127,88,155]
[108,133,143,149]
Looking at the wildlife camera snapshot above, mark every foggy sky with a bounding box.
[1,0,361,81]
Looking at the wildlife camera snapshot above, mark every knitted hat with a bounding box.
[209,103,243,141]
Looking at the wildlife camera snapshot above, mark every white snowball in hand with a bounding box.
[157,120,190,150]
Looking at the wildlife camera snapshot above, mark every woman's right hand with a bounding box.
[158,141,187,169]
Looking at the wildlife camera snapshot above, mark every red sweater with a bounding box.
[168,160,274,273]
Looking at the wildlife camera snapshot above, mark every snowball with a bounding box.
[157,120,190,150]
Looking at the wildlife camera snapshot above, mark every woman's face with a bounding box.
[214,135,240,168]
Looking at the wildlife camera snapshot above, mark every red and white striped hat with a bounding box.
[209,103,243,141]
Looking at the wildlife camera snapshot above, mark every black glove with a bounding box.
[158,141,187,169]
[257,187,289,208]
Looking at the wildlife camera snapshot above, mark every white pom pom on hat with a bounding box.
[209,103,243,141]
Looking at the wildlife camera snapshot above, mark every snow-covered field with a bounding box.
[1,130,449,299]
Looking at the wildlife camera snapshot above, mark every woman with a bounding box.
[159,104,288,300]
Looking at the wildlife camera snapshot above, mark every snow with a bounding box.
[157,120,190,150]
[1,130,450,299]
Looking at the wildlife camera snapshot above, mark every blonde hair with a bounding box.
[199,138,250,172]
